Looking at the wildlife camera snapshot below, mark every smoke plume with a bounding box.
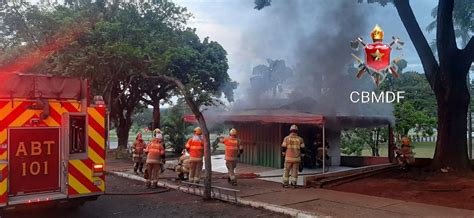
[235,0,393,119]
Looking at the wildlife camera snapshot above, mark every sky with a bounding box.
[172,0,439,99]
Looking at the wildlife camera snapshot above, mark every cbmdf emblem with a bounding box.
[351,25,405,87]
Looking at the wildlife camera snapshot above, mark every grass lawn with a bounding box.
[361,141,437,158]
[362,141,474,158]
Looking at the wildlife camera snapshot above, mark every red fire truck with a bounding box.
[0,73,106,209]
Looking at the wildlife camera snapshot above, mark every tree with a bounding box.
[249,59,293,98]
[161,102,191,155]
[141,81,174,130]
[392,0,474,170]
[341,129,364,156]
[131,107,153,132]
[381,71,437,137]
[142,33,237,199]
[254,0,272,10]
[341,128,387,156]
[426,0,473,53]
[383,71,437,117]
[394,101,436,136]
[8,2,191,149]
[122,26,237,199]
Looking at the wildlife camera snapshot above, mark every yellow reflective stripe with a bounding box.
[226,147,238,150]
[0,130,5,145]
[189,157,203,161]
[190,146,203,150]
[69,175,89,194]
[68,102,81,111]
[285,157,301,162]
[89,126,105,149]
[0,164,6,197]
[70,160,93,183]
[0,179,6,197]
[88,108,105,128]
[43,115,60,126]
[88,147,104,164]
[0,152,6,160]
[0,101,20,120]
[10,110,35,127]
[286,144,302,149]
[49,103,62,113]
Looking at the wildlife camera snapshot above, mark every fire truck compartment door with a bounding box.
[9,128,60,196]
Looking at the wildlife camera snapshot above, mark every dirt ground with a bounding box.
[329,168,474,210]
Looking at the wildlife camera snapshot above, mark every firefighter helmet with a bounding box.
[229,128,238,136]
[401,137,410,146]
[194,127,202,135]
[154,128,162,134]
[290,124,298,131]
[136,132,142,140]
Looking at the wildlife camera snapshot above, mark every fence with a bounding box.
[412,136,437,142]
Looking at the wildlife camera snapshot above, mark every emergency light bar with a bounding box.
[93,96,105,107]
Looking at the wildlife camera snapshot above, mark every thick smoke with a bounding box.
[234,0,393,119]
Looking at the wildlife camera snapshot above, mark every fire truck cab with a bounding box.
[0,73,106,209]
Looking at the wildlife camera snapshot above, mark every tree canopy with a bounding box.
[0,1,237,152]
[249,59,293,98]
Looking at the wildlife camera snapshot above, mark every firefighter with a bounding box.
[132,132,146,174]
[395,136,415,170]
[222,128,243,186]
[175,149,191,180]
[144,133,165,188]
[315,132,330,168]
[281,124,306,188]
[153,128,166,174]
[185,127,204,184]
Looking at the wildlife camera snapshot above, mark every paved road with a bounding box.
[2,175,286,218]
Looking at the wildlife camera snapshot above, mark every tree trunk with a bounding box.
[196,114,212,200]
[154,75,213,199]
[394,0,473,170]
[116,117,132,149]
[181,99,212,199]
[374,129,380,157]
[152,102,161,130]
[432,76,471,170]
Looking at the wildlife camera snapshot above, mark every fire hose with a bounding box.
[163,167,329,180]
[104,188,170,196]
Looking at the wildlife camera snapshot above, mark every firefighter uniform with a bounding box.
[175,151,191,180]
[185,127,204,183]
[145,137,165,188]
[281,125,305,188]
[396,136,415,169]
[223,128,243,185]
[132,133,146,174]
